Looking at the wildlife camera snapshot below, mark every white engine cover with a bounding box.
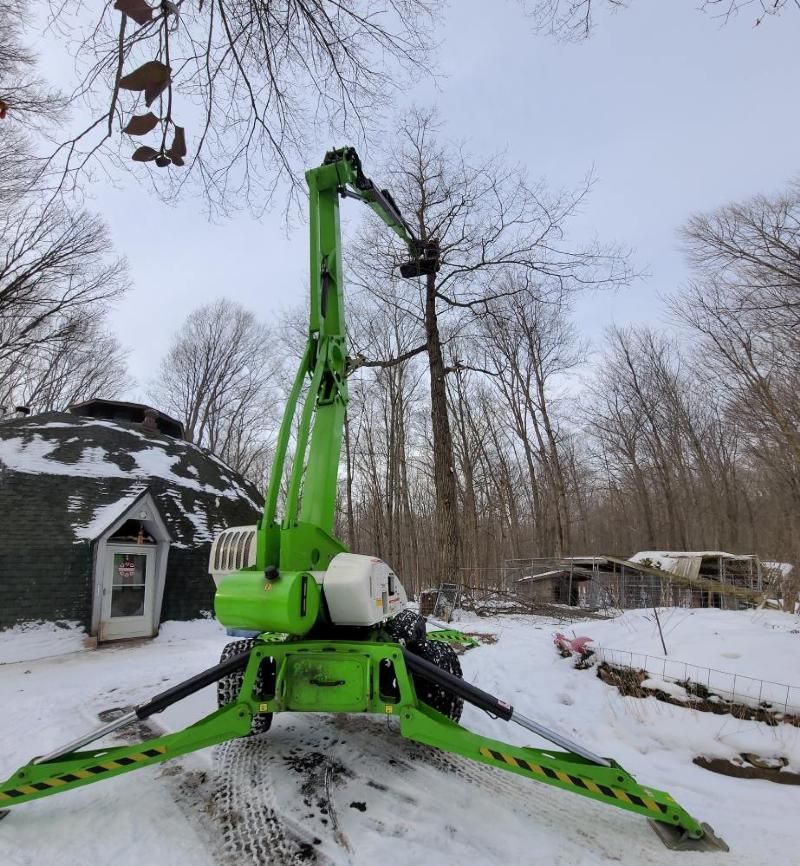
[322,552,407,626]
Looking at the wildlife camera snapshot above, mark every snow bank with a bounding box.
[588,607,800,681]
[588,608,800,712]
[0,620,86,664]
[73,489,147,540]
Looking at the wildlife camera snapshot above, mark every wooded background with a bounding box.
[2,0,797,602]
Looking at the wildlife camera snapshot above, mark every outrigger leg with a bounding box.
[0,647,254,812]
[401,649,729,853]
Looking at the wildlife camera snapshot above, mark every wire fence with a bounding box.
[596,646,800,716]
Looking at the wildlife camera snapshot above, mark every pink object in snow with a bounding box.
[553,632,594,655]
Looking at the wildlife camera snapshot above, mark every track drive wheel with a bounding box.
[411,639,464,723]
[388,608,427,649]
[217,639,273,736]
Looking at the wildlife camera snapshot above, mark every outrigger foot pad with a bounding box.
[0,809,9,821]
[649,820,729,853]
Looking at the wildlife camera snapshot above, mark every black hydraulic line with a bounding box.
[34,647,254,764]
[136,648,252,719]
[402,647,610,766]
[402,647,513,720]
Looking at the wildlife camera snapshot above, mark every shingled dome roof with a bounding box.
[0,411,262,547]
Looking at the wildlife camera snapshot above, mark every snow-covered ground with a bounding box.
[586,608,800,713]
[0,620,87,663]
[1,610,798,866]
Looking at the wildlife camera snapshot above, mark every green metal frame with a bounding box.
[215,147,430,635]
[0,639,704,841]
[427,629,480,650]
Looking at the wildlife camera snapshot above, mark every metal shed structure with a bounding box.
[505,551,764,610]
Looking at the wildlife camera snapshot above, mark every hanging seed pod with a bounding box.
[119,61,170,93]
[155,153,172,168]
[144,78,170,108]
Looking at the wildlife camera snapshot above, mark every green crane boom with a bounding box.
[258,147,432,577]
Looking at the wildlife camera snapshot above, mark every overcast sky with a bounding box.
[48,0,800,397]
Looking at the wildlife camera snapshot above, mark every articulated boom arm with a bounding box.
[257,148,438,577]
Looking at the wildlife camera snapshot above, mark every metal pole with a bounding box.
[34,711,139,764]
[403,648,610,766]
[653,607,668,656]
[510,711,610,766]
[568,561,574,607]
[34,648,251,763]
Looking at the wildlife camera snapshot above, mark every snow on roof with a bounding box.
[161,488,217,545]
[73,488,147,540]
[516,569,565,583]
[0,431,256,506]
[631,550,757,563]
[628,550,762,587]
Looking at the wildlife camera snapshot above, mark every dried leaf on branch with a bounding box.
[113,0,156,26]
[122,112,159,135]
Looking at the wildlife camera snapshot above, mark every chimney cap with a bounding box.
[67,399,184,439]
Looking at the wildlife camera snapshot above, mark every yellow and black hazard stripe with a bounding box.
[0,746,167,802]
[478,747,668,816]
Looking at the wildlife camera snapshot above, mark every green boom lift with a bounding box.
[0,148,726,853]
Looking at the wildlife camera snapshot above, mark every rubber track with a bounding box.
[217,639,272,736]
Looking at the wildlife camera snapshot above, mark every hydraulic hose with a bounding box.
[34,649,252,764]
[402,647,610,766]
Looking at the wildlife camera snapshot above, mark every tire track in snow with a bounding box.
[211,736,328,866]
[103,708,325,866]
[314,715,715,865]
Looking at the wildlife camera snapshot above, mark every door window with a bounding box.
[111,553,147,617]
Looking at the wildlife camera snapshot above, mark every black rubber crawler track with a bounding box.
[217,639,273,736]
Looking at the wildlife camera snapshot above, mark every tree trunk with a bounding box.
[425,271,460,582]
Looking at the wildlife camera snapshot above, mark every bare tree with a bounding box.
[152,299,281,482]
[336,178,800,590]
[525,0,797,40]
[37,0,440,214]
[0,2,130,412]
[0,314,129,412]
[0,0,64,128]
[481,279,586,556]
[349,108,629,582]
[0,197,128,358]
[0,1,65,211]
[342,295,428,588]
[525,0,626,40]
[673,182,800,568]
[0,121,129,414]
